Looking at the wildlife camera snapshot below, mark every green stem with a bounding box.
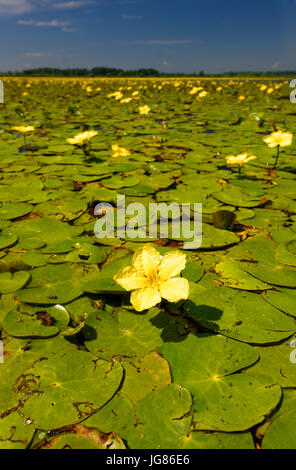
[23,134,27,147]
[238,166,242,179]
[274,145,280,169]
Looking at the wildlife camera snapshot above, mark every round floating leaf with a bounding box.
[212,186,263,208]
[0,231,17,250]
[15,350,123,429]
[0,271,30,294]
[121,384,192,449]
[2,306,59,338]
[186,283,296,344]
[241,261,296,288]
[0,202,33,220]
[159,334,281,431]
[84,308,171,360]
[261,390,296,449]
[17,264,83,304]
[215,260,271,290]
[201,224,239,249]
[65,243,107,264]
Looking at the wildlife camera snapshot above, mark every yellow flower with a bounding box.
[121,97,132,104]
[216,87,222,92]
[198,91,208,99]
[132,91,139,96]
[190,86,203,95]
[238,95,245,101]
[226,153,256,167]
[107,91,123,100]
[263,131,293,148]
[12,126,34,134]
[67,130,98,146]
[139,105,151,115]
[111,144,131,158]
[267,87,274,94]
[86,86,92,93]
[260,85,267,91]
[114,91,123,100]
[114,245,189,312]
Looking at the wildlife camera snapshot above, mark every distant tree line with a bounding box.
[1,67,162,77]
[0,67,295,77]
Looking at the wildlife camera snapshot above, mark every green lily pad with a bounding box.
[0,271,30,294]
[159,334,281,431]
[121,384,193,449]
[84,308,176,360]
[17,264,83,304]
[260,390,296,449]
[14,351,123,429]
[215,260,271,290]
[186,282,296,343]
[0,231,17,250]
[2,306,60,338]
[0,202,33,220]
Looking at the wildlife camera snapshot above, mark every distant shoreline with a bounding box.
[0,67,295,78]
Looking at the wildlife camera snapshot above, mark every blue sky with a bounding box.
[0,0,295,73]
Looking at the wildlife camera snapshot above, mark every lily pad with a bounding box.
[215,260,271,290]
[159,334,281,431]
[17,264,83,304]
[0,271,30,294]
[14,351,123,429]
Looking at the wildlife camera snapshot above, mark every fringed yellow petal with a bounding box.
[132,245,162,278]
[159,278,189,302]
[158,251,186,281]
[113,267,149,291]
[130,287,161,312]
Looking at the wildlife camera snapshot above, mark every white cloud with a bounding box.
[18,18,71,28]
[0,0,33,14]
[0,0,93,15]
[24,51,53,57]
[52,1,93,9]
